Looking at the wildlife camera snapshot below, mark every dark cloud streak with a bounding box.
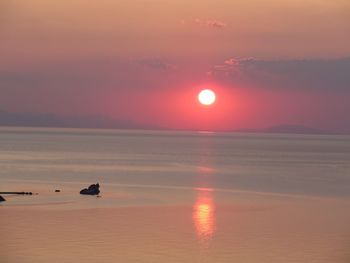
[135,58,177,70]
[209,57,350,90]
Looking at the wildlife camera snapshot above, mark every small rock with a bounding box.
[80,183,100,195]
[0,195,6,202]
[55,189,61,193]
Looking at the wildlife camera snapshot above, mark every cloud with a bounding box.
[206,20,227,29]
[135,58,177,71]
[209,57,350,90]
[195,19,227,29]
[224,57,255,65]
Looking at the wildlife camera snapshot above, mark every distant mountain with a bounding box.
[0,110,159,130]
[263,124,334,135]
[237,124,334,135]
[0,110,339,135]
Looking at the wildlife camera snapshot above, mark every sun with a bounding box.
[198,89,216,106]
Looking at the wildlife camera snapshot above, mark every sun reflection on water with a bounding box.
[193,189,216,246]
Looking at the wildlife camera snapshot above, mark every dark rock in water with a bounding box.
[55,189,61,192]
[80,183,100,195]
[0,195,5,202]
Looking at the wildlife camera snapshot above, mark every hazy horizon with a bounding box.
[0,109,343,135]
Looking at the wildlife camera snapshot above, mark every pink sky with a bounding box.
[0,0,350,132]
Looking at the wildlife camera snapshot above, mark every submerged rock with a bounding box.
[80,183,100,195]
[0,195,5,202]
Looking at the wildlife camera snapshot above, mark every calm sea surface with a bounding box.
[1,127,350,263]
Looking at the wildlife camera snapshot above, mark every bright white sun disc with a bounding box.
[198,89,216,105]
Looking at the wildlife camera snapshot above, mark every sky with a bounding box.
[1,0,350,132]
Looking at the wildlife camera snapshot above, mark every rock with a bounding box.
[55,189,61,192]
[0,192,32,195]
[80,183,100,195]
[0,195,5,202]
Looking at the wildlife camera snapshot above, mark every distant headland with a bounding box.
[0,110,343,135]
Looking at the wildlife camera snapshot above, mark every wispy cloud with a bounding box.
[209,57,350,90]
[195,19,227,29]
[135,58,177,71]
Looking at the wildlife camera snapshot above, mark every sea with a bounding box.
[0,127,350,263]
